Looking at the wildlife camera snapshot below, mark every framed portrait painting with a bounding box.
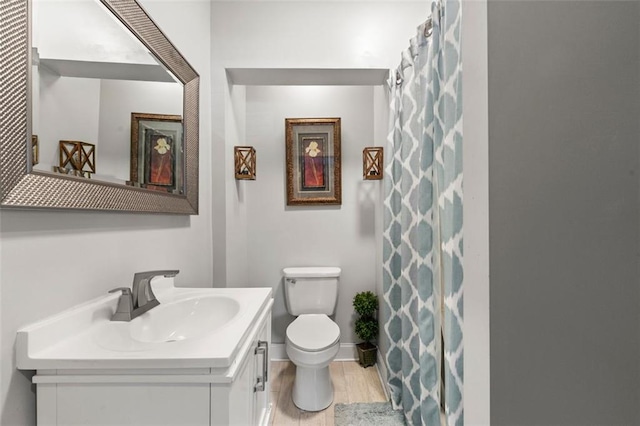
[285,118,341,206]
[130,113,183,193]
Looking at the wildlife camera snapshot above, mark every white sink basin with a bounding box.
[131,296,241,343]
[95,295,241,351]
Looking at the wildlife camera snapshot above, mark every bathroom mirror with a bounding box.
[0,0,199,214]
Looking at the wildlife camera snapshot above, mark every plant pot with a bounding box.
[356,342,377,367]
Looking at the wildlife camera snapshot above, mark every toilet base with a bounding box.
[292,365,333,411]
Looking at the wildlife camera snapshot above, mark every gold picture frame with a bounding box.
[285,117,341,206]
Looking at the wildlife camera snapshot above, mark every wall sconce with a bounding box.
[31,135,39,166]
[55,140,95,178]
[363,147,383,180]
[234,146,256,180]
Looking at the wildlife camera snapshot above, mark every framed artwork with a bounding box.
[285,117,341,205]
[130,113,183,193]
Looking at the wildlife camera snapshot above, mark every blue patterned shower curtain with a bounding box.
[381,1,463,425]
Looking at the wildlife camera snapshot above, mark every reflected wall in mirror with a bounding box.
[0,0,199,213]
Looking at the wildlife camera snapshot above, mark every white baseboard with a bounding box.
[270,343,287,360]
[270,343,358,361]
[375,351,390,400]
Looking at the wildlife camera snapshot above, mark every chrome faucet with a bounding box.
[108,270,179,321]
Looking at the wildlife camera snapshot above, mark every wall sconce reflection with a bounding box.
[55,140,96,179]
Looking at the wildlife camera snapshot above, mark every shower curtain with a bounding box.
[381,1,463,425]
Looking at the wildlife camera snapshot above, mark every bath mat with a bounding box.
[334,402,405,426]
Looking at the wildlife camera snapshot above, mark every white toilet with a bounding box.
[283,267,341,412]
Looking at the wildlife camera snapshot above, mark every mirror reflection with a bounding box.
[31,0,185,194]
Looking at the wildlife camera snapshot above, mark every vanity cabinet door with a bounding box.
[52,383,210,426]
[224,350,255,425]
[223,311,271,426]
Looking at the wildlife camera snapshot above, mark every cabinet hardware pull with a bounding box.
[254,340,269,392]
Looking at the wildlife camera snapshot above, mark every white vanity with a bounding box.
[16,276,273,426]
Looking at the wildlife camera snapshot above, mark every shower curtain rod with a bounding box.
[394,8,439,86]
[422,1,443,38]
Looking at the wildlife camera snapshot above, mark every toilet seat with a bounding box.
[286,314,340,352]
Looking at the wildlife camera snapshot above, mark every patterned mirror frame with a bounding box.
[0,0,199,214]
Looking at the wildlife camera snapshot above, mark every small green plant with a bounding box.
[355,316,379,342]
[353,291,379,343]
[353,291,378,317]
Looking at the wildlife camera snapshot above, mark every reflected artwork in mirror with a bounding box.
[129,112,183,193]
[0,0,199,214]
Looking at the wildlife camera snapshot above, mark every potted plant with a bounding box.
[353,291,379,367]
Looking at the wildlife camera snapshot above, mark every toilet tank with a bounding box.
[283,267,340,316]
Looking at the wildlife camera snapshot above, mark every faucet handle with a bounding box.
[109,287,132,296]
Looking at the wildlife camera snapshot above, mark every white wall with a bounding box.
[34,70,101,172]
[98,79,183,182]
[211,4,491,424]
[242,85,379,344]
[33,0,153,65]
[0,2,492,425]
[461,0,490,424]
[210,0,429,342]
[0,2,212,425]
[210,0,427,287]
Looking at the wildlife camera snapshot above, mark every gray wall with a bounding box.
[488,1,640,424]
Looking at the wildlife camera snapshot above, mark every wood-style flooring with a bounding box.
[269,361,387,426]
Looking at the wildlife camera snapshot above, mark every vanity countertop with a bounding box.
[16,278,272,371]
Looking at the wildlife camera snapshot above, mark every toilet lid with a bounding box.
[287,314,340,352]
